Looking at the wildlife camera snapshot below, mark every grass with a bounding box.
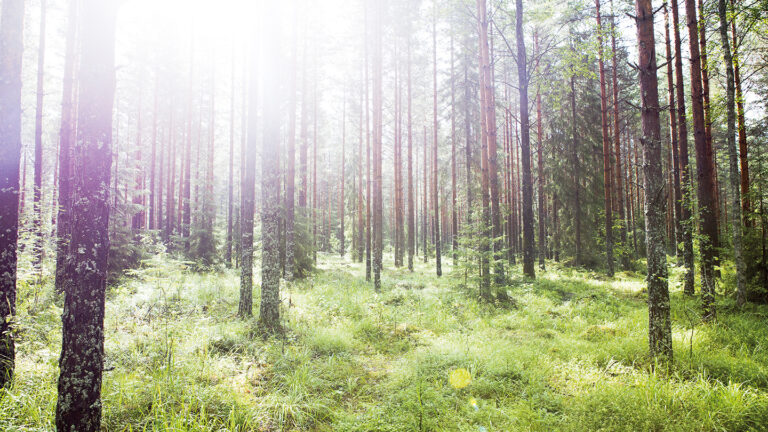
[2,251,768,431]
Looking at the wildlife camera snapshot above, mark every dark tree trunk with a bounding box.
[716,0,746,305]
[0,0,24,389]
[684,0,719,320]
[55,2,118,429]
[595,0,614,277]
[55,0,79,293]
[516,0,535,278]
[671,0,695,294]
[635,0,672,362]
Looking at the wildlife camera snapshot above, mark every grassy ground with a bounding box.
[3,252,768,431]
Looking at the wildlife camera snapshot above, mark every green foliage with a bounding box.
[3,253,768,431]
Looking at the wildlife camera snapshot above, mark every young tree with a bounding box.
[0,0,24,389]
[56,1,119,429]
[634,0,672,361]
[407,32,415,271]
[516,0,535,278]
[716,0,746,305]
[684,0,719,320]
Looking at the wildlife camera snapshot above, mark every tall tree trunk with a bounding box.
[671,0,695,294]
[0,0,24,389]
[464,54,473,238]
[365,6,372,280]
[56,2,118,429]
[516,0,535,278]
[432,2,442,277]
[684,0,719,320]
[372,0,383,291]
[535,33,546,271]
[732,20,749,224]
[259,1,281,332]
[635,0,672,362]
[664,4,683,263]
[407,33,415,271]
[55,0,78,293]
[239,45,257,318]
[226,44,235,266]
[478,0,503,284]
[595,0,614,277]
[285,10,297,279]
[698,0,720,240]
[451,31,458,266]
[340,95,346,257]
[716,0,747,306]
[571,66,582,266]
[33,0,47,269]
[610,0,629,270]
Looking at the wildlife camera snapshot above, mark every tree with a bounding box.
[595,0,614,277]
[716,0,747,305]
[516,0,535,279]
[684,0,719,320]
[610,0,629,270]
[285,8,298,279]
[239,39,257,318]
[535,33,546,271]
[55,0,79,292]
[407,30,415,271]
[432,1,442,277]
[56,1,119,429]
[671,0,695,295]
[259,0,282,332]
[663,3,683,263]
[372,0,383,291]
[0,0,24,390]
[33,0,47,269]
[634,0,672,362]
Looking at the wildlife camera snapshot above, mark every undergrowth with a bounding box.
[2,252,767,431]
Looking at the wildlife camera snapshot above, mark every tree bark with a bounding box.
[258,2,281,332]
[635,0,673,362]
[732,20,749,224]
[55,0,79,293]
[516,0,535,279]
[285,9,297,279]
[684,0,719,320]
[716,0,747,306]
[56,2,118,429]
[372,0,383,291]
[239,43,257,318]
[0,0,24,389]
[671,0,695,294]
[432,3,442,277]
[663,4,683,263]
[595,0,615,276]
[407,33,415,271]
[610,0,629,270]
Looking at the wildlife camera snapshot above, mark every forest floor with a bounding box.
[3,252,768,431]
